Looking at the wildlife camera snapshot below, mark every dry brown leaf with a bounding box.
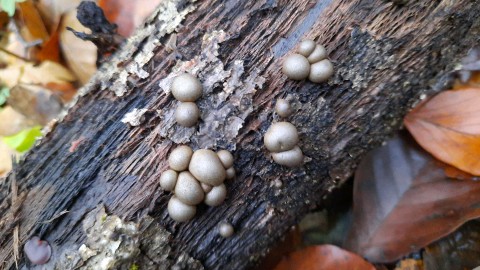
[36,22,60,62]
[0,60,75,88]
[59,9,97,84]
[99,0,163,37]
[8,84,63,125]
[404,88,480,175]
[35,0,81,31]
[345,132,480,263]
[0,106,35,136]
[274,245,375,270]
[17,1,49,42]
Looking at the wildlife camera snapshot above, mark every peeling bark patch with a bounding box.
[78,207,203,270]
[272,0,333,58]
[158,30,266,149]
[122,108,148,126]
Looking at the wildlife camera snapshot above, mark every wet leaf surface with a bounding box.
[404,88,480,175]
[346,132,480,263]
[274,245,375,270]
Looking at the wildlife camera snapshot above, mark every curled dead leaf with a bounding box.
[404,88,480,175]
[274,245,375,270]
[346,132,480,262]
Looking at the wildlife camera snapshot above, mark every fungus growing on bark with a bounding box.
[282,53,310,80]
[282,39,333,83]
[168,196,197,222]
[218,223,234,238]
[175,171,205,205]
[168,145,194,171]
[159,169,178,191]
[171,73,203,102]
[264,122,299,152]
[189,149,226,186]
[175,102,200,127]
[204,184,227,206]
[24,236,52,265]
[275,99,293,118]
[271,146,304,168]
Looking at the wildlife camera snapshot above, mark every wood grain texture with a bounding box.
[1,0,480,269]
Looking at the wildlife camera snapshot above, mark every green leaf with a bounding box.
[0,0,25,17]
[0,87,9,106]
[3,126,41,152]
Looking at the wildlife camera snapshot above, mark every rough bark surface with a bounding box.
[1,0,480,269]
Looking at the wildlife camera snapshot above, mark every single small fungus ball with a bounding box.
[168,145,194,171]
[175,102,200,127]
[275,99,293,118]
[24,236,52,265]
[171,73,203,102]
[168,196,197,222]
[217,150,234,168]
[309,59,334,83]
[282,54,310,80]
[307,45,327,63]
[189,149,226,186]
[175,171,205,205]
[297,40,316,57]
[159,169,178,191]
[218,223,234,238]
[264,122,299,152]
[204,184,227,206]
[226,167,235,179]
[271,146,304,168]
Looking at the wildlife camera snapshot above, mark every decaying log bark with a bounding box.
[1,0,480,269]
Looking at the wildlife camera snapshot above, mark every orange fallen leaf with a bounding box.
[274,245,375,270]
[17,1,49,42]
[99,0,163,37]
[36,22,60,62]
[346,132,480,263]
[394,259,423,270]
[404,88,480,175]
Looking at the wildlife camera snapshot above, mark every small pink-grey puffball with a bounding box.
[24,236,52,265]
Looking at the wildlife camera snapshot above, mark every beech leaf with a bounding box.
[274,245,375,270]
[345,132,480,263]
[404,88,480,175]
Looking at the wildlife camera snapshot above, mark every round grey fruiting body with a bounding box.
[282,54,310,80]
[225,167,235,179]
[218,223,234,238]
[307,44,327,63]
[168,196,197,222]
[271,146,304,167]
[264,122,299,152]
[174,171,205,205]
[275,99,293,118]
[189,149,226,186]
[217,150,234,168]
[24,236,51,265]
[160,169,178,191]
[309,59,334,83]
[171,73,203,102]
[168,145,194,171]
[175,102,200,127]
[204,184,227,206]
[297,40,316,57]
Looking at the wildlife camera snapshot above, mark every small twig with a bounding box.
[10,157,19,269]
[0,47,33,63]
[39,210,70,224]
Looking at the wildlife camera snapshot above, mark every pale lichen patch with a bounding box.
[157,30,266,149]
[74,206,203,270]
[121,108,148,126]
